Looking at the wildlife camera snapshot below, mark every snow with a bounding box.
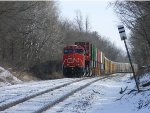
[44,73,150,113]
[0,77,81,109]
[139,72,150,87]
[0,66,22,87]
[0,73,149,113]
[1,77,99,113]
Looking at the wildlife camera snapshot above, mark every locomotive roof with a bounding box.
[64,45,84,50]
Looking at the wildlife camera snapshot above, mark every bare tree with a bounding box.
[0,1,64,69]
[75,10,83,32]
[85,15,91,33]
[111,1,150,66]
[112,1,150,47]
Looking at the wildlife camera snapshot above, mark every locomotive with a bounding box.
[63,45,85,77]
[62,42,138,77]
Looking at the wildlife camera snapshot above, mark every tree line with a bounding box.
[112,1,150,67]
[0,1,127,79]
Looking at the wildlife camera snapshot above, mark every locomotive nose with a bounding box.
[68,55,71,58]
[68,54,74,59]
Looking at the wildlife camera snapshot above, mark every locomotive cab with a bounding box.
[63,45,85,77]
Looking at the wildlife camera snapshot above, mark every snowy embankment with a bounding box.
[45,73,150,113]
[139,72,150,87]
[0,66,22,87]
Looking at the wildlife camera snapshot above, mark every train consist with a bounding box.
[63,42,138,77]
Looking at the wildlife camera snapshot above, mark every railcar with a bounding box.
[100,52,105,75]
[104,57,109,75]
[75,42,104,76]
[114,62,138,73]
[75,42,90,75]
[112,62,116,74]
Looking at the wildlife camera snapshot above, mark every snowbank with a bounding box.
[0,66,22,87]
[139,72,150,87]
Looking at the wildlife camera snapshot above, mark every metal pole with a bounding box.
[123,39,140,92]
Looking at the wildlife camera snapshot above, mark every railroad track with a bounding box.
[0,76,109,113]
[0,78,84,111]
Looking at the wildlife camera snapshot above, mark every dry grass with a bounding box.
[42,72,64,80]
[136,66,150,77]
[11,71,40,82]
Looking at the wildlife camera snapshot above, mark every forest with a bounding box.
[112,1,150,67]
[0,1,148,79]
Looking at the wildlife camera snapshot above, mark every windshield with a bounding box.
[64,49,84,54]
[64,49,73,54]
[74,49,84,54]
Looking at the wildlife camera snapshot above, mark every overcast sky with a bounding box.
[58,0,129,52]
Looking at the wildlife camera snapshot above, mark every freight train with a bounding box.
[62,42,138,77]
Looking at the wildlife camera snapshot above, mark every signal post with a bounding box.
[117,25,140,92]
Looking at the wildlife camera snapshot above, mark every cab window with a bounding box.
[75,49,84,54]
[64,49,73,54]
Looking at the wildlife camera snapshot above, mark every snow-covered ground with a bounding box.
[0,67,22,87]
[44,73,150,113]
[0,77,81,109]
[0,72,149,113]
[1,77,99,113]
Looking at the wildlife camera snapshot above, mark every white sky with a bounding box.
[58,0,129,52]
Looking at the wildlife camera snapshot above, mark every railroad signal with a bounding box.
[118,25,127,40]
[117,25,140,92]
